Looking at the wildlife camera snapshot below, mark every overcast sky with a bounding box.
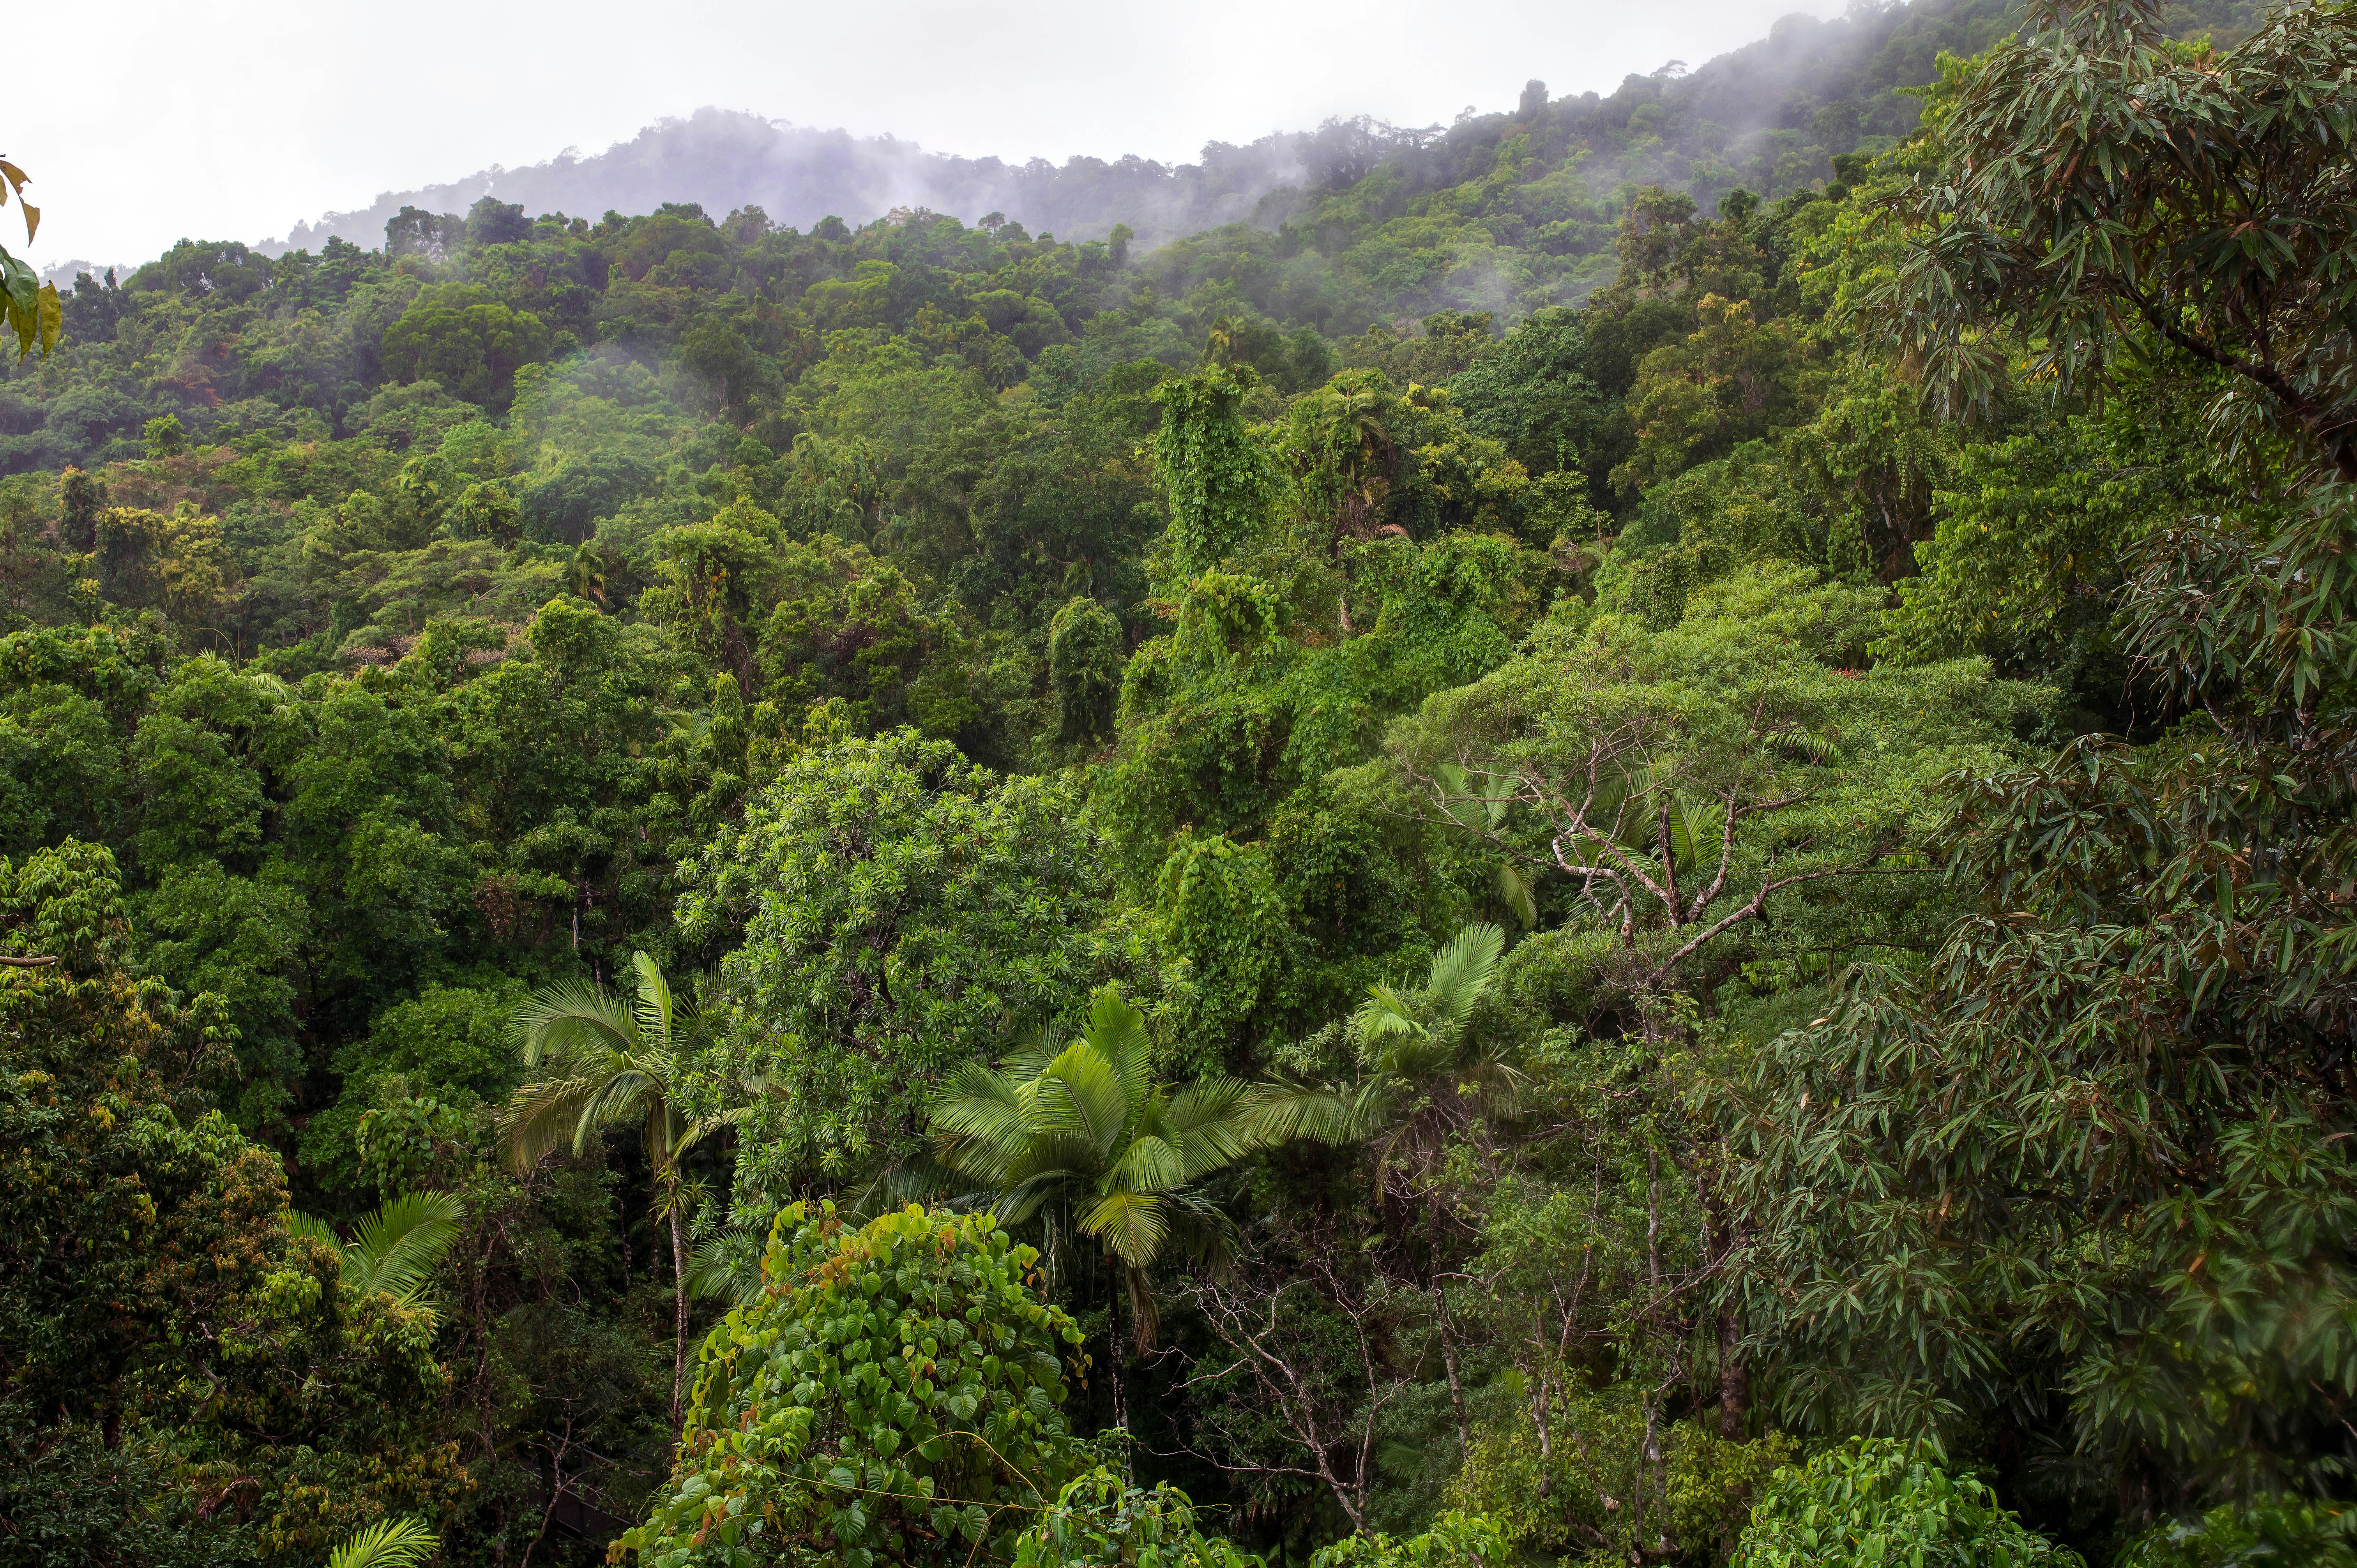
[23,0,1833,269]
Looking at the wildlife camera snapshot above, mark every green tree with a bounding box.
[382,283,551,409]
[502,949,735,1426]
[1871,0,2357,479]
[615,1202,1089,1568]
[677,731,1121,1190]
[1155,366,1274,574]
[1391,565,2042,1006]
[1046,595,1122,748]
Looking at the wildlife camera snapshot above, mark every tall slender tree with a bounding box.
[502,950,734,1427]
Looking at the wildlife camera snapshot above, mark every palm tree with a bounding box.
[1246,920,1521,1459]
[325,1517,437,1568]
[285,1191,465,1319]
[564,542,608,605]
[926,986,1263,1420]
[502,950,736,1427]
[1246,921,1521,1181]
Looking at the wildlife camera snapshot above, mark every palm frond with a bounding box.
[1081,1189,1170,1273]
[510,981,637,1069]
[996,1130,1109,1186]
[1426,921,1504,1033]
[578,1069,661,1153]
[1434,762,1483,832]
[1352,984,1426,1045]
[997,1167,1092,1226]
[1122,1261,1163,1350]
[1495,863,1540,929]
[1163,1076,1264,1177]
[347,1191,465,1305]
[1477,769,1516,830]
[1379,1027,1459,1083]
[1666,791,1702,871]
[1034,1042,1134,1156]
[1160,1186,1243,1276]
[1001,1020,1069,1079]
[1245,1082,1380,1146]
[930,1064,1036,1184]
[1081,985,1153,1114]
[853,1150,959,1220]
[499,1075,604,1175]
[327,1516,439,1568]
[669,1104,750,1164]
[685,1234,765,1307]
[284,1210,341,1251]
[1106,1131,1187,1196]
[629,949,675,1053]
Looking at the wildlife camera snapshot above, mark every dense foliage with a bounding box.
[1,0,2341,1564]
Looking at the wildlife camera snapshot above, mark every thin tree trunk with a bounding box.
[1717,1312,1747,1439]
[1104,1254,1128,1435]
[668,1183,689,1430]
[1434,1287,1470,1458]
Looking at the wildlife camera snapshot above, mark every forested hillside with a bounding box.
[3,0,2353,1565]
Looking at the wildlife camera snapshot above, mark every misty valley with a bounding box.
[0,0,2352,1565]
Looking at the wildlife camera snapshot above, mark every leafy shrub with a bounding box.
[2118,1500,2357,1568]
[1014,1469,1260,1568]
[1733,1439,2080,1568]
[615,1201,1090,1567]
[1311,1511,1509,1568]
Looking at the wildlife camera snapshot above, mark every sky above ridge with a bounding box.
[26,0,1836,270]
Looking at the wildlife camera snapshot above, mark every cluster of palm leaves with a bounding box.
[925,986,1262,1348]
[1245,920,1521,1186]
[285,1192,465,1318]
[911,922,1518,1351]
